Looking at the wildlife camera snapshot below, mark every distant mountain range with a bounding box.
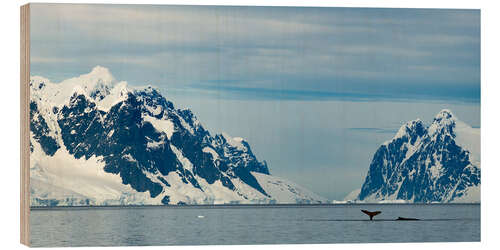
[347,110,480,203]
[29,66,327,206]
[29,67,480,206]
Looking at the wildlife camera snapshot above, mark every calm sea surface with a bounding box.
[30,204,480,247]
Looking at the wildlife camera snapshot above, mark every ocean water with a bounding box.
[30,204,480,247]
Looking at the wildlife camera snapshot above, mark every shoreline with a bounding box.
[31,202,481,210]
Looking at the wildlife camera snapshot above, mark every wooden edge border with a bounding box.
[20,3,30,247]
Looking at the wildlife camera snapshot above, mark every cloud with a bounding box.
[29,4,480,102]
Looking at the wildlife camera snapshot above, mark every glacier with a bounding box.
[29,66,328,206]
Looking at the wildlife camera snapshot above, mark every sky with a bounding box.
[30,4,480,200]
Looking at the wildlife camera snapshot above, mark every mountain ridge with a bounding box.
[29,66,327,206]
[354,109,480,203]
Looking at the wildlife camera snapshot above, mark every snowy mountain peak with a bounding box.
[220,132,248,152]
[59,65,116,100]
[357,109,480,203]
[72,65,115,87]
[392,119,425,141]
[434,109,455,122]
[30,66,119,108]
[428,109,457,135]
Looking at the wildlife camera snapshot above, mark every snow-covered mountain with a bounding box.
[354,110,480,203]
[29,66,327,206]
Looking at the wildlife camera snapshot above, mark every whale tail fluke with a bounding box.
[361,210,381,220]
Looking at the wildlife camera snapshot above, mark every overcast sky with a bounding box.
[30,4,480,200]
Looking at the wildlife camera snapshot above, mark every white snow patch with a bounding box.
[143,115,175,139]
[376,199,409,204]
[30,139,154,206]
[146,140,163,149]
[222,133,247,151]
[122,154,137,163]
[170,145,193,172]
[252,172,327,204]
[360,193,410,204]
[31,178,90,203]
[429,163,443,179]
[202,147,219,160]
[343,188,361,201]
[178,115,195,135]
[156,171,250,205]
[97,81,130,112]
[193,177,252,204]
[146,105,163,116]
